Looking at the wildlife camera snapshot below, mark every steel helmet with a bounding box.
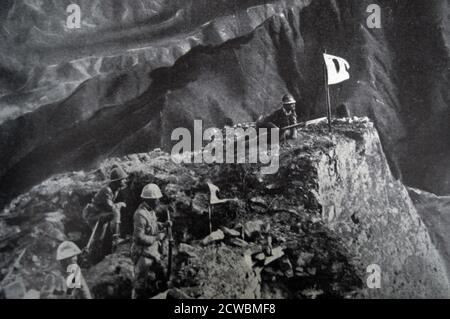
[56,241,82,261]
[141,183,163,199]
[110,166,127,182]
[282,93,296,105]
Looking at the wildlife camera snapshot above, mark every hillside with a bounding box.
[1,119,448,299]
[0,0,449,207]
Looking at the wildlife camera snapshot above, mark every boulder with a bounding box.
[85,245,134,299]
[178,243,199,259]
[244,221,264,240]
[202,230,225,246]
[220,227,240,238]
[229,238,249,248]
[264,247,284,266]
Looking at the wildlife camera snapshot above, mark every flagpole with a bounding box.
[324,50,332,132]
[208,205,213,234]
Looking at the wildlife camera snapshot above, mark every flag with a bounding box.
[323,53,350,85]
[207,182,232,205]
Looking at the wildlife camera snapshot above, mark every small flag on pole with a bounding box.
[323,53,350,85]
[323,52,351,132]
[207,182,232,205]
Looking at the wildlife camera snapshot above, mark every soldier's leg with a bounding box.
[289,128,298,140]
[133,257,154,299]
[101,222,114,257]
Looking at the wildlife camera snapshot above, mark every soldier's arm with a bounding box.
[133,214,158,246]
[290,106,298,124]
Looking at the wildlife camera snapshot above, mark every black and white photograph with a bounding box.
[0,0,449,305]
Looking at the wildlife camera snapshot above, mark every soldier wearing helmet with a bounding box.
[41,241,92,299]
[256,93,299,141]
[82,166,128,261]
[131,183,172,299]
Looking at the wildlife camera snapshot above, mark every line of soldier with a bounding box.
[46,166,171,299]
[45,93,301,299]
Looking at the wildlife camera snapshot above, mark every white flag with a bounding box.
[207,182,232,205]
[323,53,350,85]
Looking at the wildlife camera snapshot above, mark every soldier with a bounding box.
[256,93,299,141]
[131,183,172,299]
[41,241,92,299]
[82,166,128,261]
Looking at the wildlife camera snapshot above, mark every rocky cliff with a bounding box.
[408,188,450,281]
[0,0,449,206]
[1,119,448,299]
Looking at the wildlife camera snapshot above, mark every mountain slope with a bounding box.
[1,119,448,298]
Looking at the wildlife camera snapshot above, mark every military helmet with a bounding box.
[282,93,296,105]
[56,241,82,261]
[141,183,163,199]
[110,166,127,182]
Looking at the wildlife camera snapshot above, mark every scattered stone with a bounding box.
[220,227,240,238]
[45,212,65,223]
[165,184,191,209]
[296,252,315,267]
[202,230,225,246]
[307,267,317,276]
[264,247,284,266]
[85,249,134,299]
[254,253,266,262]
[301,287,324,299]
[264,267,284,278]
[243,252,253,268]
[279,257,294,278]
[192,193,209,215]
[3,278,27,299]
[178,243,199,259]
[23,289,40,299]
[295,267,307,277]
[229,238,249,248]
[244,220,264,239]
[31,255,40,266]
[68,231,83,242]
[250,197,267,206]
[167,288,194,299]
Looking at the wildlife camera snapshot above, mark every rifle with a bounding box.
[166,208,174,282]
[281,117,327,131]
[84,221,99,254]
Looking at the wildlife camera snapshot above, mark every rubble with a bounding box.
[220,227,241,238]
[201,230,225,246]
[0,119,448,298]
[2,277,26,299]
[244,221,264,240]
[178,244,199,259]
[229,238,249,248]
[264,248,285,266]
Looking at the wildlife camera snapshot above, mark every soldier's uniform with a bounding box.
[83,186,119,227]
[43,241,92,299]
[131,202,166,299]
[82,186,120,261]
[256,94,298,141]
[82,167,127,261]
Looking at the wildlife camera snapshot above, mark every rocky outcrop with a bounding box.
[0,0,449,206]
[408,188,450,280]
[1,119,448,298]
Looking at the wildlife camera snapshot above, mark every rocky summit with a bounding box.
[0,0,449,207]
[1,119,449,299]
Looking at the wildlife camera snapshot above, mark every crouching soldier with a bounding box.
[256,93,299,141]
[131,183,172,299]
[41,241,92,299]
[82,166,128,262]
